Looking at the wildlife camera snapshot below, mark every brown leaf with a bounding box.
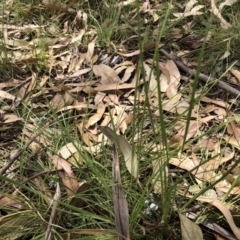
[116,50,140,57]
[112,146,130,240]
[94,82,140,92]
[192,196,240,239]
[120,65,135,83]
[231,68,240,82]
[93,64,121,84]
[50,91,74,111]
[170,154,204,180]
[179,214,203,240]
[69,181,89,208]
[85,41,95,63]
[49,154,79,196]
[99,126,138,179]
[201,97,230,108]
[86,103,105,128]
[197,138,216,151]
[0,90,16,100]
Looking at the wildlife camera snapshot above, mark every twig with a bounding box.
[44,183,61,240]
[0,121,50,175]
[160,49,240,97]
[0,131,42,175]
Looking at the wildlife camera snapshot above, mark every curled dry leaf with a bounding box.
[77,121,93,146]
[219,0,237,11]
[58,142,83,159]
[196,138,216,151]
[166,82,178,98]
[108,94,119,105]
[120,65,135,83]
[207,147,234,171]
[223,135,240,151]
[143,62,157,96]
[174,0,204,18]
[210,0,232,29]
[114,105,128,134]
[69,181,89,208]
[49,154,79,196]
[94,92,106,105]
[169,121,200,145]
[59,141,101,158]
[231,68,240,81]
[117,50,140,57]
[161,93,182,113]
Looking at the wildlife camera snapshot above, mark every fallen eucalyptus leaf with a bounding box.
[99,126,138,179]
[179,214,203,240]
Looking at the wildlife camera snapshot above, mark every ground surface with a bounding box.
[1,1,240,240]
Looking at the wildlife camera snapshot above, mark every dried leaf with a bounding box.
[58,142,83,159]
[93,64,121,84]
[93,82,139,92]
[0,90,16,100]
[179,214,203,240]
[117,50,140,57]
[120,65,135,83]
[219,0,237,11]
[85,41,95,63]
[86,103,105,128]
[210,0,232,29]
[112,146,130,240]
[99,126,138,179]
[49,154,79,196]
[231,68,240,82]
[170,154,204,180]
[190,196,240,239]
[174,0,204,18]
[69,181,89,208]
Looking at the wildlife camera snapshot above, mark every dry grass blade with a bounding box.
[112,145,130,240]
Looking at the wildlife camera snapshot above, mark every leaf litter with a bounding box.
[1,0,240,239]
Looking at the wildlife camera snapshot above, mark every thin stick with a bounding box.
[0,132,42,175]
[160,49,240,97]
